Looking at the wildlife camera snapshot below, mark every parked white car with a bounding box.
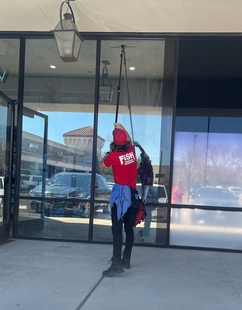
[136,183,168,204]
[20,174,43,192]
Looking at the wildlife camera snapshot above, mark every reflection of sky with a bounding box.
[23,113,45,137]
[23,111,171,165]
[175,132,242,148]
[23,111,115,143]
[209,132,242,146]
[174,132,207,160]
[174,131,242,161]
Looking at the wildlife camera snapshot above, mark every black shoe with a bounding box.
[121,257,131,269]
[102,259,124,277]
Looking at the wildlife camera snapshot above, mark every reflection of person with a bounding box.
[99,122,137,277]
[171,179,184,204]
[134,142,154,237]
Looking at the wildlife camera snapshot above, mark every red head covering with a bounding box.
[112,129,127,145]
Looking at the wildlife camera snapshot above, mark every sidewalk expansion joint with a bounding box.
[75,275,104,310]
[223,260,242,298]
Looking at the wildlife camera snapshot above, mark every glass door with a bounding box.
[17,107,48,237]
[0,91,15,242]
[15,38,97,241]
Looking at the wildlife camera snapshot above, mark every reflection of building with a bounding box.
[22,128,105,177]
[63,126,105,161]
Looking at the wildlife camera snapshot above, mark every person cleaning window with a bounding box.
[99,122,138,277]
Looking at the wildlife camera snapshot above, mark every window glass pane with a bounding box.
[172,116,242,208]
[17,38,96,240]
[173,39,242,250]
[175,116,209,132]
[134,205,168,243]
[177,40,242,110]
[170,208,242,250]
[0,38,19,100]
[18,199,89,240]
[94,39,170,245]
[210,117,242,133]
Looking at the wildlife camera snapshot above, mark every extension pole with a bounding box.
[115,46,124,123]
[112,44,136,123]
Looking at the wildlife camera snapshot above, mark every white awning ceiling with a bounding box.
[1,0,242,33]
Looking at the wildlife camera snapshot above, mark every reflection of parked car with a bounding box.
[192,187,241,207]
[30,172,111,218]
[228,187,242,196]
[189,184,201,196]
[107,182,114,190]
[20,175,43,192]
[21,169,41,176]
[136,184,168,203]
[190,187,241,225]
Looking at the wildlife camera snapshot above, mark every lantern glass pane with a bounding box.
[73,33,82,59]
[55,31,74,57]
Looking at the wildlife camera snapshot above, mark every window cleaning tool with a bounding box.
[111,45,149,241]
[111,44,136,142]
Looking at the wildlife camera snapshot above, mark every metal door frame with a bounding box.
[13,106,48,237]
[0,90,17,242]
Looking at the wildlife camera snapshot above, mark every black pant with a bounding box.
[111,203,136,260]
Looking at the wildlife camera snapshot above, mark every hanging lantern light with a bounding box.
[99,61,113,103]
[53,0,84,62]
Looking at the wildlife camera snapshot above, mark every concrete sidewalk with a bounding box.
[0,239,242,310]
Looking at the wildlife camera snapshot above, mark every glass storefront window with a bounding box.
[170,208,242,250]
[170,39,242,251]
[93,39,171,244]
[0,38,19,100]
[172,116,242,209]
[17,38,96,240]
